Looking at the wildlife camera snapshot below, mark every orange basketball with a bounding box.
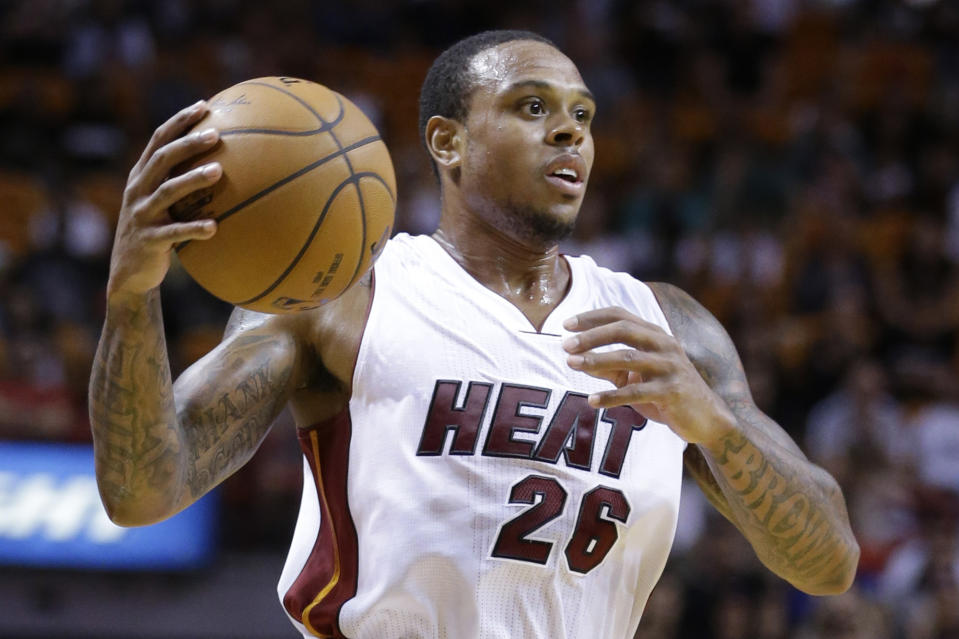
[169,76,395,313]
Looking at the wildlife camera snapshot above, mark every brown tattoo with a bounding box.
[89,291,182,506]
[178,333,292,498]
[713,430,850,585]
[90,291,295,519]
[650,281,857,590]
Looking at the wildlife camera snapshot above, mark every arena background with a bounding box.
[1,1,958,637]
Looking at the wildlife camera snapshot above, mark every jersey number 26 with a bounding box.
[491,474,630,574]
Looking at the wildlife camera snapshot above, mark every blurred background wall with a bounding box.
[1,0,959,637]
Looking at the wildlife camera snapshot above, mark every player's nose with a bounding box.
[546,113,586,148]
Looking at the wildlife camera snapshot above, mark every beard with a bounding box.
[499,201,577,247]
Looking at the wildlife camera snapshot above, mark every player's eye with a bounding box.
[573,107,591,123]
[522,99,546,116]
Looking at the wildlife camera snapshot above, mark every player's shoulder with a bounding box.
[644,281,743,380]
[224,273,372,340]
[645,281,702,318]
[644,281,720,333]
[565,252,637,286]
[368,232,431,274]
[565,252,659,307]
[563,256,730,357]
[379,232,426,258]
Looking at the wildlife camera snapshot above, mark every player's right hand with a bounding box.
[107,100,222,300]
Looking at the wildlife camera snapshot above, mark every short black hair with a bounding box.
[417,29,558,176]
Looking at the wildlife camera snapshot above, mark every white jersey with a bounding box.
[278,233,687,639]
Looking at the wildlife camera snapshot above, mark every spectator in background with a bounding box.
[633,573,685,639]
[805,358,907,483]
[881,492,959,638]
[875,213,959,398]
[910,399,959,495]
[805,358,917,583]
[795,588,892,639]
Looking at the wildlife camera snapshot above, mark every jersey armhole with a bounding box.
[349,267,378,399]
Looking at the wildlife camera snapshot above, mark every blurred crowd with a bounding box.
[2,0,959,637]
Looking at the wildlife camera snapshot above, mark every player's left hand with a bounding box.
[562,306,736,446]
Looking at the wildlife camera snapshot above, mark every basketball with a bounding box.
[169,76,395,313]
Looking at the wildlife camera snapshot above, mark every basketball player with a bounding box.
[89,30,859,639]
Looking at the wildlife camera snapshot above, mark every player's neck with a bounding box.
[432,216,570,321]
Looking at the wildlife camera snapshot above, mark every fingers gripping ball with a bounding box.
[170,77,395,313]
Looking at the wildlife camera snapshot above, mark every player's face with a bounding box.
[459,41,595,247]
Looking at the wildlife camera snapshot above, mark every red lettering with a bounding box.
[599,406,647,478]
[532,392,597,471]
[416,381,492,456]
[482,384,550,459]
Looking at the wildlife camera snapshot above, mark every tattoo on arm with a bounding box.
[176,333,294,499]
[711,426,854,587]
[683,445,741,529]
[650,282,857,591]
[89,292,296,521]
[89,290,183,512]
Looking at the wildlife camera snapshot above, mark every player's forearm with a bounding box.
[88,289,186,526]
[699,421,859,595]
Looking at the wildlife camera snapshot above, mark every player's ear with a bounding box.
[425,116,463,171]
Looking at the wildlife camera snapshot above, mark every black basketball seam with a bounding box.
[342,172,369,292]
[219,128,335,137]
[179,83,393,309]
[234,171,393,307]
[324,95,369,293]
[174,135,383,251]
[240,81,342,128]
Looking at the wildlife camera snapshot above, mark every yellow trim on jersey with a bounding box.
[302,430,341,638]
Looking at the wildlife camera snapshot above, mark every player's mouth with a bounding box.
[544,155,587,196]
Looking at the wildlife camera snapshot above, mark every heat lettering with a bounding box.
[482,384,551,458]
[532,392,597,471]
[416,381,493,455]
[418,380,646,477]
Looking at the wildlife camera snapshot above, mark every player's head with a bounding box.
[418,30,557,172]
[419,30,595,247]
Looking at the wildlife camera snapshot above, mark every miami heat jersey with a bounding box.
[277,233,687,639]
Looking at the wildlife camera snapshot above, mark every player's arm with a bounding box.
[88,101,303,526]
[90,298,301,526]
[562,284,859,596]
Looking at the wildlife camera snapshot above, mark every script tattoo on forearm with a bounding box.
[89,290,182,505]
[711,422,852,587]
[650,281,856,590]
[178,333,292,498]
[90,292,295,516]
[687,329,854,583]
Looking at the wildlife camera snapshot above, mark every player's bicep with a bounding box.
[172,314,300,504]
